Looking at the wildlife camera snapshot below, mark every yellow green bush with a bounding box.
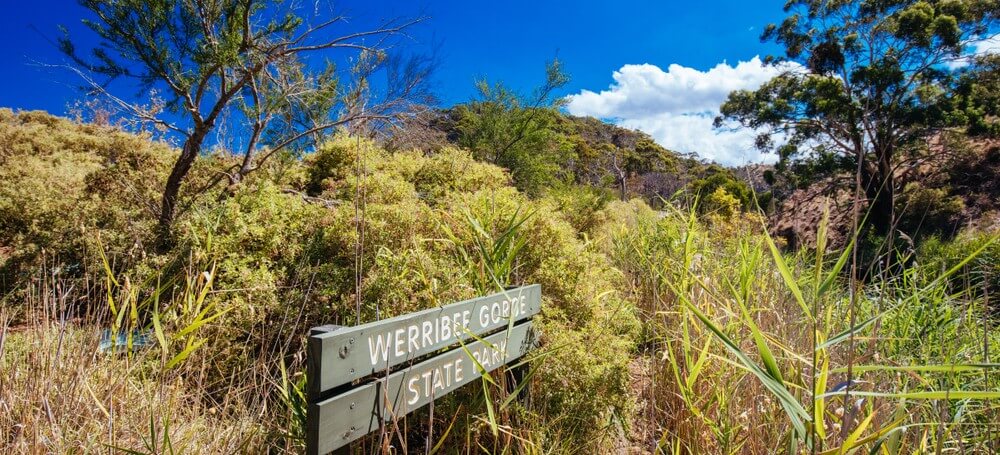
[897,182,965,239]
[158,135,641,451]
[5,111,1000,454]
[0,109,173,301]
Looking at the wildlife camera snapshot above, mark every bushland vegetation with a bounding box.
[3,100,1000,453]
[1,109,639,452]
[4,0,1000,453]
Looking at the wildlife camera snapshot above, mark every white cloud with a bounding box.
[565,57,797,165]
[975,34,1000,54]
[618,114,766,166]
[945,33,1000,69]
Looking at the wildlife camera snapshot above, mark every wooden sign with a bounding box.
[306,285,542,455]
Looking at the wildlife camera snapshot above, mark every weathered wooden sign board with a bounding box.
[306,284,542,455]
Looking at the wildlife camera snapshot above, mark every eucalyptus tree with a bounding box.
[454,61,570,196]
[960,53,1000,135]
[59,0,432,244]
[716,0,998,237]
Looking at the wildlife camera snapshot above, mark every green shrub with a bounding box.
[0,109,173,298]
[542,184,616,235]
[439,187,641,449]
[688,165,752,211]
[897,182,965,240]
[918,229,1000,297]
[171,180,329,390]
[703,186,741,218]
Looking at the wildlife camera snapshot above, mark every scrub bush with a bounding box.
[0,109,173,306]
[149,135,641,451]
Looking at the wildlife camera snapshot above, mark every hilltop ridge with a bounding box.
[386,107,755,208]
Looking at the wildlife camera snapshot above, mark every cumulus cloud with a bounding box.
[945,33,1000,69]
[974,34,1000,54]
[618,114,765,166]
[565,57,798,165]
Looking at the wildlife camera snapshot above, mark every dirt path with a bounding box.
[616,354,656,455]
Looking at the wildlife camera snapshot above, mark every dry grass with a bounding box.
[0,271,285,454]
[5,195,999,454]
[608,205,1000,454]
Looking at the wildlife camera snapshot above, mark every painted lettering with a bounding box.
[421,321,433,347]
[368,331,392,366]
[454,358,464,382]
[394,327,406,357]
[421,370,433,397]
[407,377,420,405]
[441,314,451,340]
[442,362,453,387]
[408,325,419,353]
[454,313,462,331]
[479,305,489,327]
[432,369,445,392]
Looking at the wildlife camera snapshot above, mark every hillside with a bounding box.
[760,135,1000,250]
[3,108,1000,453]
[385,107,757,212]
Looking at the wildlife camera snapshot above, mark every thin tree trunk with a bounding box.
[157,129,207,248]
[858,147,898,275]
[875,147,895,234]
[860,156,894,238]
[877,147,897,272]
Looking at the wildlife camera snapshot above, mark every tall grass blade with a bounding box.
[817,310,888,352]
[668,281,811,439]
[763,231,813,320]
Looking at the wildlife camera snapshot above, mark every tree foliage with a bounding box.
[690,165,754,211]
[957,53,1000,136]
[59,0,432,244]
[453,61,571,196]
[717,0,998,237]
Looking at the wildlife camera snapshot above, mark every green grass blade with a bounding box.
[818,233,857,297]
[735,296,784,384]
[816,309,887,352]
[668,281,811,436]
[763,230,813,321]
[818,390,1000,400]
[165,338,207,370]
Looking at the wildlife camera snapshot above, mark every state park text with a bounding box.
[305,285,542,455]
[365,291,534,366]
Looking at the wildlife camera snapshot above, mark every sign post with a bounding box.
[306,285,542,455]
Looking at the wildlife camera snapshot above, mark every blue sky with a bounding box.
[0,0,787,106]
[0,0,797,164]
